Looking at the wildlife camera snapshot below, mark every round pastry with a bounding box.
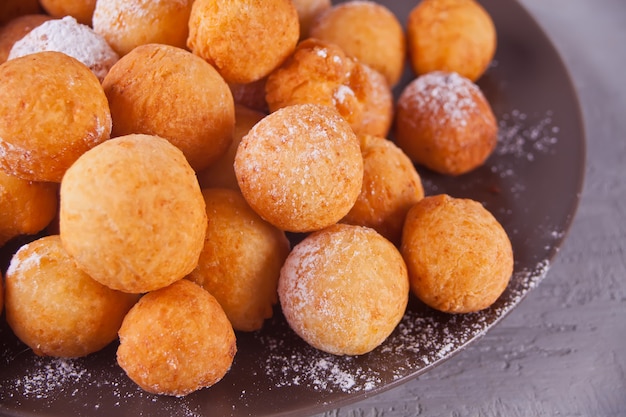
[0,169,58,247]
[265,38,393,137]
[309,1,406,86]
[234,103,363,233]
[0,14,51,64]
[117,279,237,396]
[39,0,96,25]
[292,0,331,39]
[197,105,265,191]
[4,235,138,357]
[102,43,235,172]
[0,51,112,183]
[59,134,207,294]
[0,0,42,26]
[92,0,194,56]
[394,71,497,176]
[278,223,409,355]
[8,16,119,82]
[406,0,496,82]
[187,0,299,84]
[401,194,513,313]
[187,188,290,332]
[342,134,424,245]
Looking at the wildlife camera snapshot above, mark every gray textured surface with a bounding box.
[316,1,626,416]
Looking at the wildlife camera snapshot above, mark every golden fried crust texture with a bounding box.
[5,235,138,357]
[291,0,331,39]
[0,170,58,247]
[342,134,424,245]
[92,0,193,56]
[0,51,112,183]
[39,0,96,25]
[197,105,265,191]
[278,224,409,355]
[309,1,406,86]
[234,103,363,233]
[407,0,496,82]
[187,0,300,84]
[59,134,207,294]
[266,38,394,137]
[187,188,290,332]
[395,71,497,176]
[401,194,514,313]
[102,43,235,172]
[117,279,237,396]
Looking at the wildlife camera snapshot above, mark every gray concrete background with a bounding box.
[316,1,626,416]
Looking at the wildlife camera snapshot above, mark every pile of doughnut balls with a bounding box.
[0,0,513,397]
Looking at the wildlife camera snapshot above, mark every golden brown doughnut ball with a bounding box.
[102,43,235,172]
[187,188,290,332]
[197,105,265,191]
[39,0,96,25]
[395,71,497,176]
[278,223,409,355]
[187,0,299,84]
[0,51,112,183]
[407,0,496,82]
[0,14,52,64]
[0,0,42,26]
[342,134,424,245]
[292,0,331,39]
[234,103,363,233]
[60,134,207,294]
[8,16,120,82]
[401,194,513,313]
[4,235,139,357]
[0,170,58,247]
[117,279,237,396]
[309,1,406,86]
[92,0,194,56]
[266,38,393,137]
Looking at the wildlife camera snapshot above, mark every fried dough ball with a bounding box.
[0,51,112,182]
[342,134,424,245]
[102,43,235,172]
[279,224,409,355]
[39,0,96,25]
[0,0,42,26]
[266,38,393,137]
[60,134,207,294]
[401,194,513,313]
[0,170,58,247]
[0,14,52,64]
[309,1,406,86]
[4,235,139,357]
[92,0,194,56]
[8,16,120,82]
[197,105,265,191]
[187,0,299,84]
[234,103,363,233]
[395,71,497,176]
[407,0,496,82]
[117,279,237,396]
[292,0,331,39]
[187,188,290,332]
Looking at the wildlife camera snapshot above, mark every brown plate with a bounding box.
[0,0,585,416]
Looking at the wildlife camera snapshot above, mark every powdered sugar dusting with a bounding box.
[398,71,483,128]
[8,16,119,82]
